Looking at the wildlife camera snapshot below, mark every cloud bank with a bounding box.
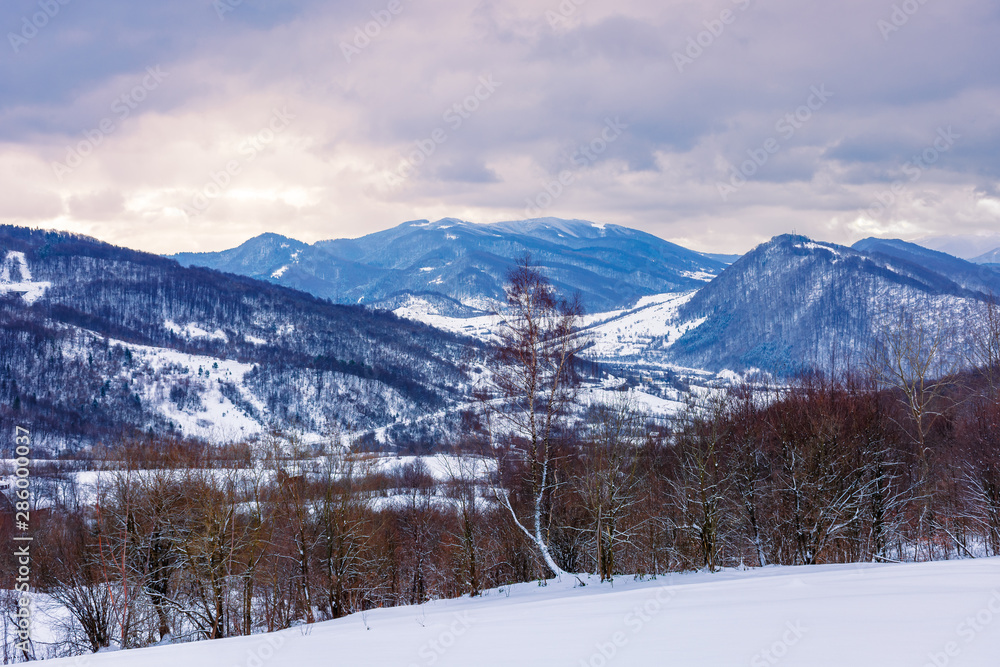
[1,0,998,253]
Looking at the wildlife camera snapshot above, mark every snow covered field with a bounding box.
[389,291,708,361]
[582,291,702,359]
[38,558,1000,666]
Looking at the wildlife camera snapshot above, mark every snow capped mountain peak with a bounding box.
[172,218,727,313]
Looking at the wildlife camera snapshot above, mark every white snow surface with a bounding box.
[581,386,689,415]
[35,558,1000,666]
[793,241,845,257]
[0,251,51,304]
[679,269,716,281]
[392,292,707,357]
[583,291,703,359]
[392,296,499,339]
[371,454,496,481]
[164,320,229,343]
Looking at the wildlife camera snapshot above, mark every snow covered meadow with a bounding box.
[34,558,1000,667]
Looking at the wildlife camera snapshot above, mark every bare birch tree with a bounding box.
[481,257,587,579]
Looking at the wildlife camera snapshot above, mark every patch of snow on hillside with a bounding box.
[580,308,627,327]
[63,333,264,440]
[0,251,51,304]
[584,291,702,359]
[164,320,229,343]
[582,386,687,415]
[271,265,289,278]
[464,297,502,312]
[633,293,681,309]
[393,296,499,340]
[795,241,844,257]
[680,270,716,281]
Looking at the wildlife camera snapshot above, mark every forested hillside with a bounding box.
[0,226,469,450]
[667,235,991,374]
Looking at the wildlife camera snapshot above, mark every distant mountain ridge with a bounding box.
[971,247,1000,265]
[170,218,727,313]
[4,221,997,455]
[851,237,1000,295]
[915,233,1000,261]
[666,235,988,374]
[168,225,998,379]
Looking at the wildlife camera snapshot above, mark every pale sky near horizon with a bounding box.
[2,0,999,255]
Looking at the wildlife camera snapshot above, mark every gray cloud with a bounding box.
[0,0,997,255]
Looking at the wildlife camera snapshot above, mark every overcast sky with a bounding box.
[1,0,998,254]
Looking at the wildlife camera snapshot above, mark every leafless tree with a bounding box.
[726,384,773,567]
[442,452,488,596]
[1,590,33,662]
[574,393,645,580]
[868,307,960,558]
[315,447,376,618]
[669,395,730,571]
[480,257,588,579]
[968,295,1000,398]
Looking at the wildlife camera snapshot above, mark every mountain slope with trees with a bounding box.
[665,235,991,374]
[0,226,469,449]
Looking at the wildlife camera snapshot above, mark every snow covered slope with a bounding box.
[972,247,1000,265]
[393,234,994,381]
[583,291,703,361]
[37,558,1000,666]
[853,237,1000,294]
[0,250,50,304]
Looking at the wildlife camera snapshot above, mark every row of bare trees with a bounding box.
[17,448,526,658]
